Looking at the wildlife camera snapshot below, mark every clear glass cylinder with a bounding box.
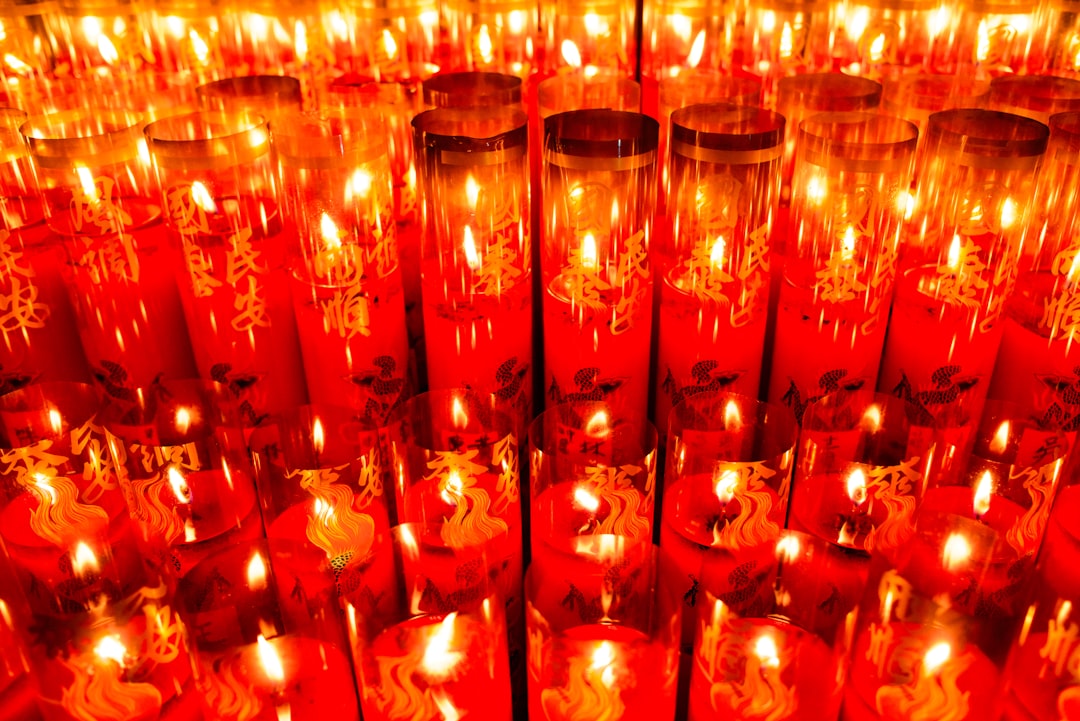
[641,0,734,79]
[0,0,67,86]
[738,0,831,105]
[195,74,304,118]
[422,70,523,109]
[445,0,537,77]
[542,109,658,419]
[56,0,152,74]
[937,0,1037,76]
[345,0,442,81]
[536,70,641,118]
[990,74,1080,125]
[274,108,410,423]
[142,0,225,74]
[543,0,635,73]
[830,0,947,78]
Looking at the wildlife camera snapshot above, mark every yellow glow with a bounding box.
[841,226,857,262]
[190,181,216,214]
[923,641,951,676]
[941,532,972,570]
[476,24,494,64]
[590,641,618,688]
[761,10,776,34]
[247,551,268,589]
[686,30,706,68]
[422,613,463,677]
[755,635,780,668]
[257,634,286,683]
[312,416,325,455]
[382,28,398,61]
[346,169,373,202]
[76,167,98,201]
[175,406,192,435]
[3,54,30,74]
[465,175,480,209]
[94,635,127,667]
[806,176,827,204]
[72,542,99,577]
[869,33,886,63]
[776,533,801,562]
[581,233,598,270]
[847,467,868,506]
[463,226,481,271]
[167,467,192,504]
[724,399,741,428]
[714,469,738,505]
[1000,197,1018,230]
[97,35,119,66]
[779,22,794,60]
[973,471,993,519]
[294,20,308,64]
[861,404,882,433]
[561,39,582,68]
[989,421,1010,455]
[947,234,962,271]
[897,190,915,221]
[452,396,468,428]
[48,408,63,435]
[976,19,990,63]
[710,237,725,270]
[320,213,342,251]
[189,30,210,65]
[573,486,601,513]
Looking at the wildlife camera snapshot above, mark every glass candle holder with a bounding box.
[195,74,304,118]
[1038,450,1080,601]
[830,0,946,79]
[1033,0,1080,76]
[178,537,361,721]
[791,390,929,560]
[879,109,1048,429]
[101,379,263,578]
[346,0,442,81]
[656,104,783,430]
[412,107,533,421]
[0,108,89,390]
[529,401,659,581]
[738,0,831,104]
[0,0,66,88]
[142,0,225,75]
[919,401,1068,617]
[0,382,149,611]
[275,108,410,424]
[690,531,862,721]
[526,543,681,721]
[640,0,734,80]
[990,74,1080,124]
[661,392,797,647]
[20,109,198,398]
[248,404,394,597]
[940,0,1036,77]
[770,113,917,420]
[145,110,308,425]
[445,0,537,77]
[775,73,883,204]
[342,523,513,721]
[0,556,37,720]
[542,109,658,420]
[321,75,425,395]
[992,112,1080,429]
[840,513,1009,721]
[543,0,635,73]
[536,71,642,118]
[422,71,523,108]
[999,561,1080,721]
[57,0,152,75]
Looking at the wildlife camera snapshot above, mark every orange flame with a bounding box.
[421,613,463,679]
[257,635,285,684]
[973,471,993,519]
[312,416,325,455]
[941,532,972,571]
[463,226,481,271]
[72,541,100,577]
[247,551,268,590]
[847,468,868,506]
[989,421,1010,455]
[585,409,609,437]
[561,39,582,68]
[190,182,216,214]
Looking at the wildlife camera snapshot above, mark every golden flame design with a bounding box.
[1006,466,1056,556]
[60,654,163,721]
[710,634,797,720]
[441,480,509,549]
[203,657,263,721]
[127,472,186,546]
[289,468,376,573]
[875,648,974,721]
[711,464,779,550]
[26,474,109,546]
[540,651,626,721]
[372,642,441,721]
[592,487,651,539]
[864,489,917,553]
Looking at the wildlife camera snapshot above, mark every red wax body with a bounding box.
[543,278,653,421]
[291,274,410,423]
[655,275,767,436]
[56,206,197,394]
[359,614,513,721]
[878,267,1002,424]
[842,622,1001,721]
[689,616,839,721]
[0,206,89,389]
[1001,628,1080,721]
[660,473,782,645]
[768,277,887,419]
[791,472,917,554]
[174,198,307,424]
[197,636,359,721]
[422,278,533,417]
[1034,486,1080,599]
[530,624,676,721]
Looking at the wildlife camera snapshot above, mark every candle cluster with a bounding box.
[1,0,1080,720]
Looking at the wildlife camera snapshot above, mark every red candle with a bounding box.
[1037,486,1080,600]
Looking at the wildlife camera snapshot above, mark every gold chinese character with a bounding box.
[233,275,269,331]
[473,233,523,296]
[936,238,989,309]
[166,184,212,236]
[70,175,132,234]
[185,244,222,298]
[319,281,371,339]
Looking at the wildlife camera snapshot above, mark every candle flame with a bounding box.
[1000,197,1018,230]
[257,635,286,683]
[49,408,63,435]
[976,19,990,63]
[189,30,210,65]
[947,234,962,271]
[320,213,342,251]
[175,406,192,435]
[806,176,827,204]
[714,469,738,504]
[847,467,868,506]
[294,20,308,63]
[561,39,582,68]
[973,471,993,518]
[247,551,268,589]
[382,28,398,61]
[837,520,856,546]
[346,169,373,201]
[312,416,325,455]
[754,634,780,668]
[686,30,706,68]
[581,233,599,270]
[590,641,618,688]
[465,175,480,209]
[989,421,1010,455]
[941,532,972,570]
[167,467,192,504]
[861,404,882,433]
[3,54,31,74]
[451,396,468,429]
[76,167,98,202]
[97,34,119,65]
[440,471,464,505]
[779,22,794,60]
[476,24,494,64]
[723,399,741,428]
[897,191,915,221]
[463,226,481,271]
[585,409,609,437]
[190,181,216,214]
[868,33,886,62]
[841,226,857,261]
[762,10,776,33]
[94,635,127,667]
[923,641,951,676]
[422,613,463,678]
[72,541,99,577]
[508,10,526,33]
[710,237,725,270]
[776,533,801,562]
[573,486,601,513]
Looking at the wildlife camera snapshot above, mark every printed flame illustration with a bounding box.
[296,467,376,574]
[711,630,797,719]
[876,641,974,721]
[17,464,108,546]
[60,635,162,721]
[541,640,625,721]
[710,464,779,550]
[973,471,993,520]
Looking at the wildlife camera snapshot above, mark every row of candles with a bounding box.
[0,378,1077,721]
[9,0,1080,87]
